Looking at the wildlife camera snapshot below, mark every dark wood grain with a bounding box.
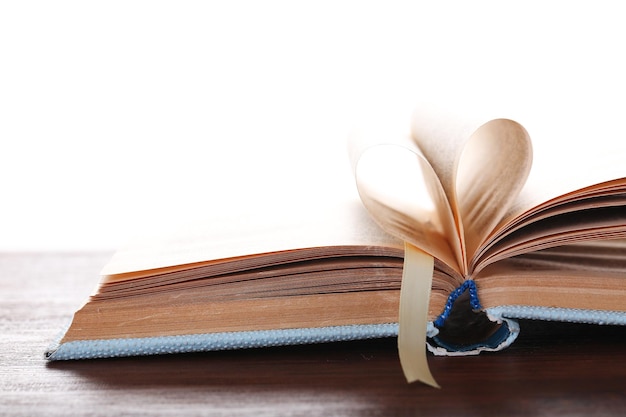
[1,253,625,416]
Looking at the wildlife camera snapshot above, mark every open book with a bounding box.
[46,105,626,384]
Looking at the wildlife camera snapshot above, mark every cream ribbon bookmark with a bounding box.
[398,242,439,388]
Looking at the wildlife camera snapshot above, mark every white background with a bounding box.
[2,1,625,251]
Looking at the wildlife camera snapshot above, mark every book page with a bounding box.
[100,197,403,279]
[410,104,533,264]
[409,99,626,272]
[476,240,626,313]
[348,124,463,274]
[505,113,626,221]
[410,103,488,211]
[348,107,533,275]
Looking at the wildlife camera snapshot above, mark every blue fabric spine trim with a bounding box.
[46,323,398,361]
[486,305,626,326]
[433,280,481,328]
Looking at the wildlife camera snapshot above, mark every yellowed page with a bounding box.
[421,96,626,238]
[348,124,463,274]
[478,212,626,269]
[101,198,403,278]
[476,240,626,313]
[348,107,535,276]
[411,104,533,265]
[409,99,626,274]
[505,113,626,222]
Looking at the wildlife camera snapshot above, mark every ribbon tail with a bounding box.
[398,242,440,388]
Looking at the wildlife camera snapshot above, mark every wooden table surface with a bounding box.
[1,252,624,416]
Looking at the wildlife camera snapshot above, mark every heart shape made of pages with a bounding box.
[354,119,532,276]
